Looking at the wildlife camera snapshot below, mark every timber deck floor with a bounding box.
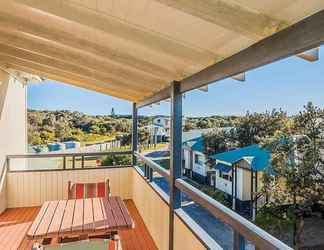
[0,200,158,250]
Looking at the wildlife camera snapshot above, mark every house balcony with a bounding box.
[0,151,292,250]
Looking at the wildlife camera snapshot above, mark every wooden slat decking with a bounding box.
[0,200,158,250]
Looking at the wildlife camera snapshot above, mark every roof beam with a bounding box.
[0,41,162,93]
[137,9,324,108]
[3,63,138,101]
[231,72,246,82]
[0,29,168,91]
[297,47,319,62]
[0,3,179,81]
[154,0,286,39]
[0,55,144,100]
[10,0,217,67]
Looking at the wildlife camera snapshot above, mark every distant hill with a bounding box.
[27,109,240,145]
[27,110,137,145]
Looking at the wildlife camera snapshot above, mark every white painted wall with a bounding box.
[183,148,191,169]
[215,167,252,201]
[153,116,170,129]
[192,151,207,177]
[216,174,232,194]
[0,70,27,213]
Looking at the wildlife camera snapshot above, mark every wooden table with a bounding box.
[27,197,134,240]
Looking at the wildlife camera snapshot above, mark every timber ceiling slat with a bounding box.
[13,0,219,67]
[0,49,154,95]
[0,3,185,83]
[0,10,177,82]
[0,29,171,86]
[3,62,140,101]
[0,35,164,91]
[0,55,145,99]
[153,0,287,39]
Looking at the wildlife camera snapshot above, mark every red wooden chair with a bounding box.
[68,179,111,199]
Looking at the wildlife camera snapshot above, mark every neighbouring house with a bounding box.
[182,129,214,184]
[143,124,168,143]
[151,115,186,143]
[210,144,271,219]
[153,116,170,134]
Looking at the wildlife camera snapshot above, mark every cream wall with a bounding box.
[131,168,208,250]
[0,70,27,213]
[6,167,132,208]
[131,168,170,250]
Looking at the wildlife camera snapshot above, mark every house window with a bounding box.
[219,171,232,182]
[194,155,204,165]
[195,155,199,164]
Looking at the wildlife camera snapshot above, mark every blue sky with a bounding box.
[28,47,324,117]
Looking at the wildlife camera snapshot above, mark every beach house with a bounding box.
[210,145,271,219]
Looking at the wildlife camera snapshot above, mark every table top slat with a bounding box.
[72,199,84,232]
[27,201,50,238]
[28,197,133,239]
[83,198,94,232]
[60,199,75,235]
[102,198,117,228]
[35,201,59,237]
[109,197,127,227]
[116,197,133,227]
[93,197,106,231]
[47,200,67,235]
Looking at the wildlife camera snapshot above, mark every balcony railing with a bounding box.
[134,152,293,250]
[0,151,293,250]
[6,150,132,172]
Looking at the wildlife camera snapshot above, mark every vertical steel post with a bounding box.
[144,164,148,178]
[234,231,246,250]
[81,155,85,168]
[132,103,138,166]
[149,167,153,182]
[63,156,66,169]
[250,170,254,219]
[169,81,182,250]
[72,156,75,169]
[234,165,238,210]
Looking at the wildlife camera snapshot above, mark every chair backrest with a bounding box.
[68,179,110,199]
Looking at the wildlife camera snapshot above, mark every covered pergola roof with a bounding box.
[1,1,324,104]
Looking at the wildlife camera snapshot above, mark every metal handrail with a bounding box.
[7,150,132,159]
[6,150,132,172]
[176,178,293,250]
[134,151,170,180]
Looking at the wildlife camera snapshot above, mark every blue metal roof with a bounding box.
[182,129,213,153]
[210,144,271,171]
[215,162,232,173]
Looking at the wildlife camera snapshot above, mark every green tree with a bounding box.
[89,125,101,134]
[39,130,55,144]
[101,154,131,166]
[203,129,235,155]
[236,109,287,147]
[262,102,324,249]
[54,122,72,141]
[28,131,42,145]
